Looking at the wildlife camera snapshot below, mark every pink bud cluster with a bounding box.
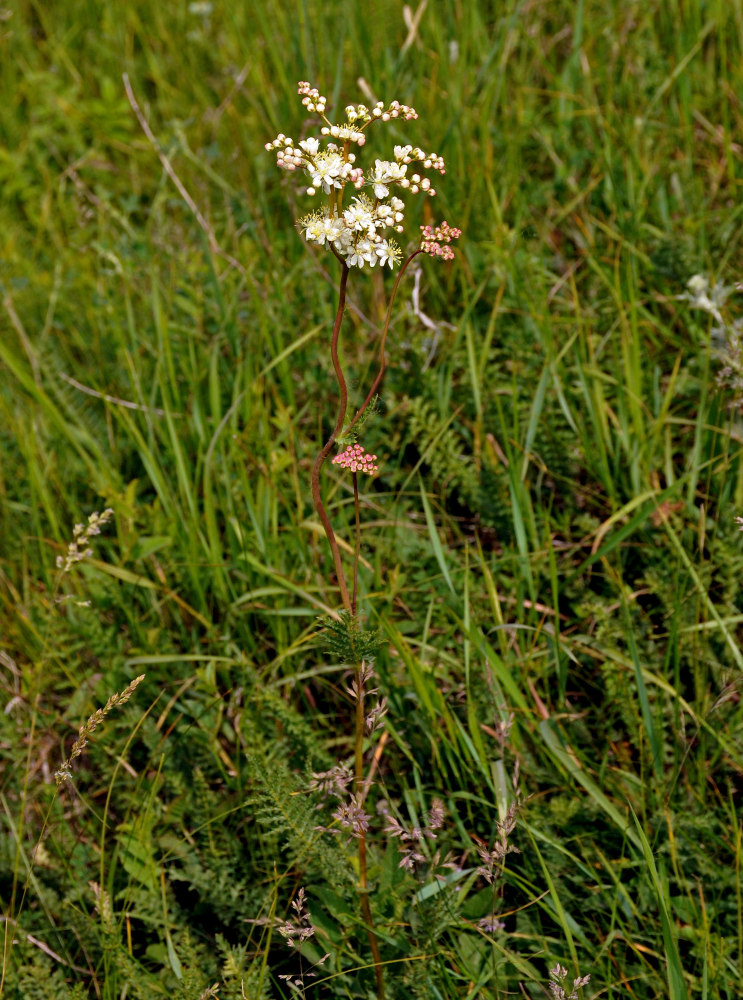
[332,443,379,475]
[264,133,303,170]
[297,81,327,114]
[420,221,462,261]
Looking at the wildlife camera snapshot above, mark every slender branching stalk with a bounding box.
[347,250,422,436]
[268,82,460,1000]
[352,471,361,616]
[313,248,422,619]
[354,657,384,998]
[311,249,427,999]
[310,262,353,613]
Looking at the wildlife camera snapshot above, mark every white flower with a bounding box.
[299,137,320,156]
[376,240,401,269]
[302,217,325,244]
[304,222,321,242]
[333,222,354,252]
[368,159,407,199]
[346,239,377,268]
[343,199,375,233]
[301,212,352,250]
[321,218,346,245]
[310,151,346,192]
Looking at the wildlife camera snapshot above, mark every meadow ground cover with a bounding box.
[1,0,743,997]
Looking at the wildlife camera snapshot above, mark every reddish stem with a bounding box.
[346,250,422,435]
[310,262,352,612]
[352,471,360,616]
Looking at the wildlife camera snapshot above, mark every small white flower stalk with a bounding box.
[54,507,115,607]
[275,888,329,998]
[55,674,145,784]
[56,508,114,575]
[265,82,460,270]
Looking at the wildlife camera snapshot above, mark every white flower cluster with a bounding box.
[265,82,447,270]
[299,190,405,269]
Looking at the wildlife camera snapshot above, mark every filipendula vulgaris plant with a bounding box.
[265,83,460,999]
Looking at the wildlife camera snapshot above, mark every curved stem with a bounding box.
[345,253,422,1000]
[310,262,352,613]
[354,660,385,999]
[352,471,360,616]
[346,250,422,436]
[360,848,384,998]
[311,259,393,997]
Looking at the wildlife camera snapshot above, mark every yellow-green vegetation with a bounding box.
[2,1,743,998]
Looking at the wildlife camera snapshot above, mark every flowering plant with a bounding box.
[265,81,460,616]
[266,82,459,270]
[265,82,461,1000]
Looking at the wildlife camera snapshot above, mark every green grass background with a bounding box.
[1,0,743,997]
